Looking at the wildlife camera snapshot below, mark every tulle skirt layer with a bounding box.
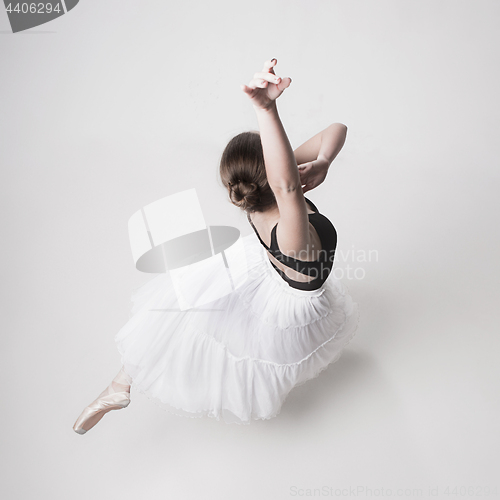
[115,232,359,424]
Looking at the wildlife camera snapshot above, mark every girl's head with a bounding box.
[219,131,277,213]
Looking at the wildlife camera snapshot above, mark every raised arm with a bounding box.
[294,123,348,193]
[240,59,298,191]
[294,123,348,166]
[253,104,300,192]
[241,58,313,258]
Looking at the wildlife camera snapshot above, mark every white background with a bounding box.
[1,1,499,499]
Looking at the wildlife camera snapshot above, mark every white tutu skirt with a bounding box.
[115,231,359,425]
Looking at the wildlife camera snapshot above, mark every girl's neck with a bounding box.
[252,204,279,222]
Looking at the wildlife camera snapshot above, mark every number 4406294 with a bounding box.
[6,3,62,14]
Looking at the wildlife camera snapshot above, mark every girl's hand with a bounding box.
[241,58,292,111]
[298,158,330,193]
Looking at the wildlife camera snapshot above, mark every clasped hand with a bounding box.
[241,58,292,110]
[298,158,329,194]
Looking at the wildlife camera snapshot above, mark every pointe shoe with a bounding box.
[73,384,131,435]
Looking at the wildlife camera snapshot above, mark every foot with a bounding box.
[72,369,132,435]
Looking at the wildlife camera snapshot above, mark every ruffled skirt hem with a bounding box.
[118,303,358,425]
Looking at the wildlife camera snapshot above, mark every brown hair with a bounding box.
[219,131,277,213]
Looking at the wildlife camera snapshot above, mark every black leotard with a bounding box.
[247,197,337,291]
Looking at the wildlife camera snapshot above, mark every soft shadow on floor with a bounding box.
[280,349,373,421]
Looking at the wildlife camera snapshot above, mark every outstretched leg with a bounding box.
[72,366,133,435]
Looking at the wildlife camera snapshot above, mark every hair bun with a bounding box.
[229,179,260,211]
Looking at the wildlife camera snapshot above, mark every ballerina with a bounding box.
[73,57,358,434]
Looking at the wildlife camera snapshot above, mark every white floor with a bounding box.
[1,1,499,499]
